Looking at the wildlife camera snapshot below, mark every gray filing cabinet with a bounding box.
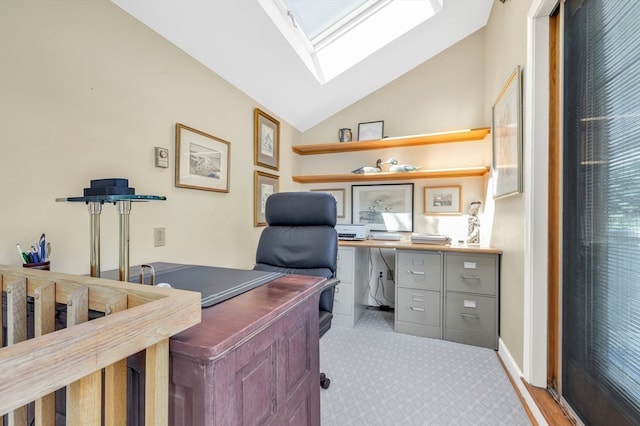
[393,249,500,350]
[394,250,443,338]
[443,252,499,350]
[333,246,368,327]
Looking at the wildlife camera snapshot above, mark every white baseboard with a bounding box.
[498,338,548,426]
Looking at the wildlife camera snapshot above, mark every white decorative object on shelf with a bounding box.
[384,158,422,172]
[351,159,382,174]
[467,201,481,244]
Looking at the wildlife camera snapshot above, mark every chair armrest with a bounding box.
[322,277,340,291]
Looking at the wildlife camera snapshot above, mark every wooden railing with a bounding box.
[0,265,201,425]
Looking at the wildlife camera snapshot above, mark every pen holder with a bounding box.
[24,261,50,270]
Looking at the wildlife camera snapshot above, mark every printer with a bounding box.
[335,224,370,241]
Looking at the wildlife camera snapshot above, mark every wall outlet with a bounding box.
[154,227,166,247]
[378,270,384,279]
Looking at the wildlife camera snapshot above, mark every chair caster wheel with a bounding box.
[320,373,330,389]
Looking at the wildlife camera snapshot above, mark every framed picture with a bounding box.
[357,120,384,141]
[254,171,279,227]
[254,108,280,170]
[424,186,462,215]
[352,183,413,232]
[492,65,523,199]
[175,123,230,193]
[311,188,345,218]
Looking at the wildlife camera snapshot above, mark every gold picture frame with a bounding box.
[254,170,279,227]
[492,65,523,199]
[254,108,280,170]
[175,123,230,193]
[424,185,462,215]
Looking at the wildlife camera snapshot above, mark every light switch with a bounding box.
[155,147,169,168]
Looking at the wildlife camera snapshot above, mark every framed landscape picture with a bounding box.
[352,183,413,232]
[424,186,462,215]
[175,123,230,193]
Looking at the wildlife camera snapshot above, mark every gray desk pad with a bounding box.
[101,262,283,308]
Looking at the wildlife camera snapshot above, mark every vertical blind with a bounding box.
[563,1,640,424]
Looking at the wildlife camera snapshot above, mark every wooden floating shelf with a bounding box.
[292,128,490,155]
[292,167,490,184]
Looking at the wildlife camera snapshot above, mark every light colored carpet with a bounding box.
[320,309,531,425]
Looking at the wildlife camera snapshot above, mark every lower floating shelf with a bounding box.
[292,166,490,184]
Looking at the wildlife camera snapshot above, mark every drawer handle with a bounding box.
[408,270,425,275]
[411,295,424,302]
[408,306,425,312]
[460,274,481,280]
[460,313,480,319]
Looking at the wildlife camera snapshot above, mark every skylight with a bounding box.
[259,0,444,84]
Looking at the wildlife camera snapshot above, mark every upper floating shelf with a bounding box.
[292,128,490,155]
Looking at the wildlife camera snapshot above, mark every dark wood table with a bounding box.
[129,273,327,426]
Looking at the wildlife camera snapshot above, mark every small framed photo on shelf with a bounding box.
[254,108,280,170]
[357,120,384,141]
[424,186,462,215]
[175,123,230,193]
[254,171,279,227]
[311,188,345,218]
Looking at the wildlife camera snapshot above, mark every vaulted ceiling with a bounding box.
[111,0,494,131]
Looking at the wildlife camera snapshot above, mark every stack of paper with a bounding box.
[410,233,451,245]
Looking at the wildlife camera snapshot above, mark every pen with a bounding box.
[16,244,26,264]
[39,234,46,263]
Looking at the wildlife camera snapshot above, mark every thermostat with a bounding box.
[155,147,169,168]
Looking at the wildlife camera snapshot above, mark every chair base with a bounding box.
[320,372,330,389]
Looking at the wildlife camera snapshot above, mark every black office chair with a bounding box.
[254,191,339,389]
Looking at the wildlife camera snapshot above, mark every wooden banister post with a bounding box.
[66,286,102,426]
[34,282,57,426]
[104,295,128,426]
[145,339,169,426]
[6,278,28,425]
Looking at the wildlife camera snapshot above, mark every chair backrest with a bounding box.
[254,191,338,279]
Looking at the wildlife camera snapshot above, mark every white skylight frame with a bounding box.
[259,0,444,84]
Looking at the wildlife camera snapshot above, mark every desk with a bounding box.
[127,272,328,426]
[336,239,501,349]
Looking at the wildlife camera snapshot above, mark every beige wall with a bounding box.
[483,0,532,369]
[0,1,300,274]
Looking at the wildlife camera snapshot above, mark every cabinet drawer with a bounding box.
[445,253,497,296]
[336,248,354,283]
[396,251,441,291]
[396,288,440,327]
[333,282,354,316]
[445,292,495,335]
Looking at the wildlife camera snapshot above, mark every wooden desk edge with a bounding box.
[338,239,502,254]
